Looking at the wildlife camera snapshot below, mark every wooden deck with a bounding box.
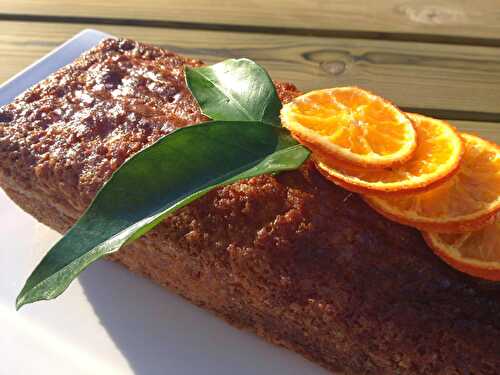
[0,0,498,142]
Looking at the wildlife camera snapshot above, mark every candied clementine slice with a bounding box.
[364,133,500,233]
[423,215,500,280]
[280,87,417,168]
[314,113,463,194]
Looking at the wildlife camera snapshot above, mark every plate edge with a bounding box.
[0,28,114,105]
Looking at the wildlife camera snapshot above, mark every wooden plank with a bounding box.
[1,21,500,120]
[453,120,499,144]
[1,0,500,42]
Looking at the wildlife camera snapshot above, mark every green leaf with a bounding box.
[185,58,282,126]
[16,121,309,309]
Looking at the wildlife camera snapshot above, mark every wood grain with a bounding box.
[2,20,500,120]
[1,0,500,42]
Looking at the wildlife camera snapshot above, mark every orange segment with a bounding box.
[314,114,463,194]
[280,87,417,167]
[423,215,500,280]
[364,133,500,233]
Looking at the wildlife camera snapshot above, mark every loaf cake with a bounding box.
[0,38,499,374]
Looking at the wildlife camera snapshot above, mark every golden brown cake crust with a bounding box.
[1,38,499,374]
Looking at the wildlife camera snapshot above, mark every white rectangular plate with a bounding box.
[0,29,329,375]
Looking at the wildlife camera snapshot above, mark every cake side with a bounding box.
[1,38,499,375]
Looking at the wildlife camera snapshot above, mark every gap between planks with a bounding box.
[2,0,500,44]
[1,13,500,48]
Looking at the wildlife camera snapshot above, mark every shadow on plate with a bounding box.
[79,260,329,375]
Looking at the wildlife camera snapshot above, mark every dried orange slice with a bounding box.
[314,113,463,194]
[423,215,500,280]
[364,133,500,233]
[280,87,417,168]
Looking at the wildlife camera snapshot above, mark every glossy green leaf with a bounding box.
[16,121,309,309]
[185,58,282,126]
